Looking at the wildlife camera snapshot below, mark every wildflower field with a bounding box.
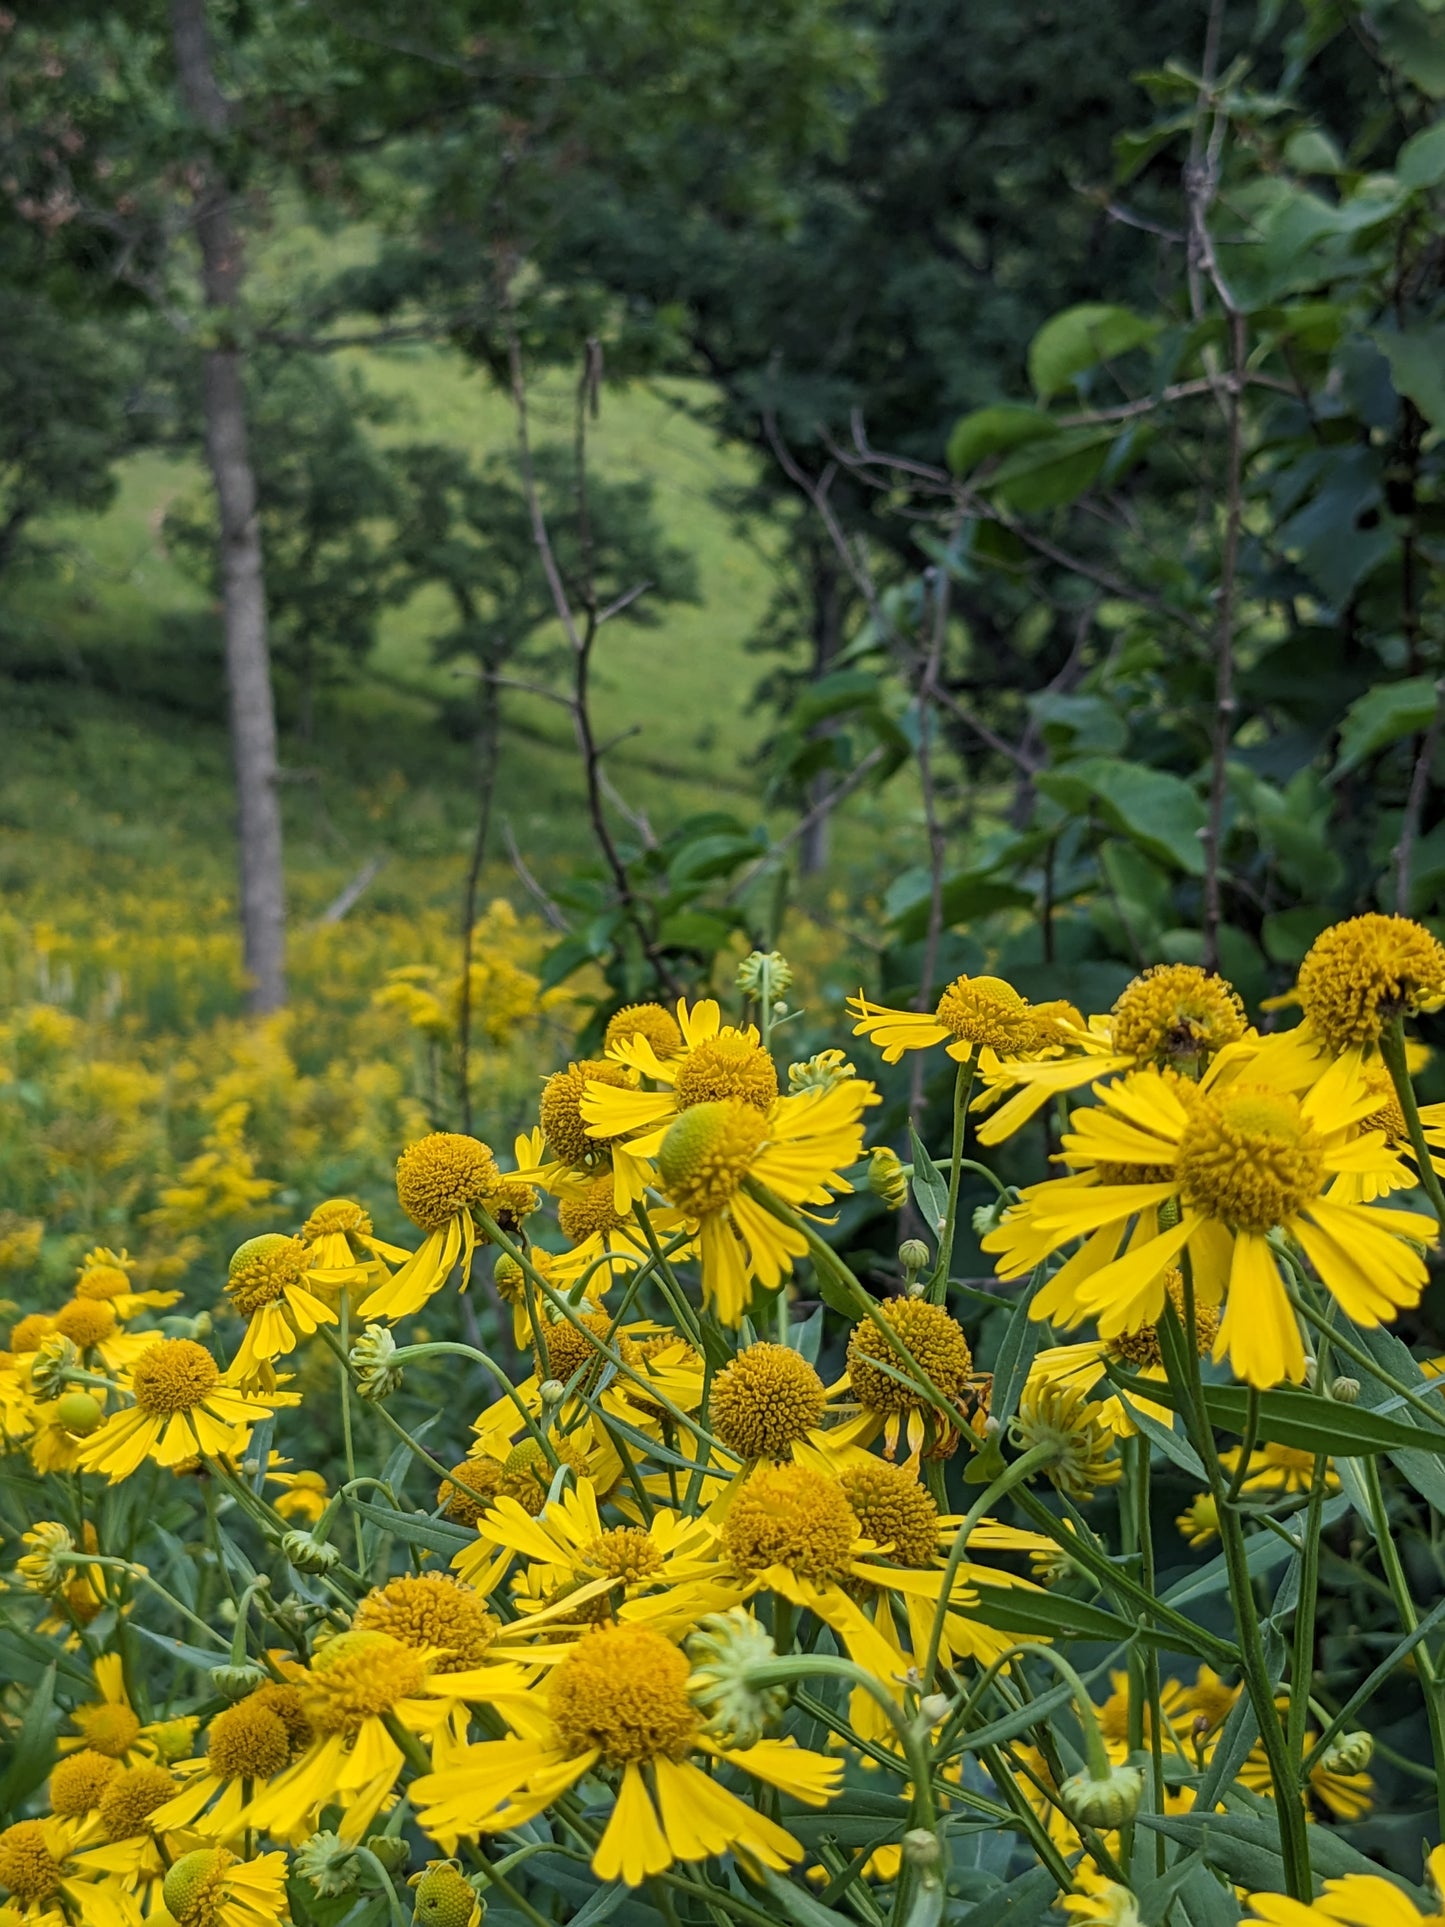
[7,3,1445,1927]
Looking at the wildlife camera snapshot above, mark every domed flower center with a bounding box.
[1177,1086,1324,1233]
[934,975,1045,1052]
[71,1699,142,1757]
[1110,964,1246,1067]
[0,1821,67,1904]
[674,1034,779,1113]
[302,1198,372,1242]
[605,1003,683,1058]
[353,1575,498,1672]
[98,1763,177,1841]
[657,1101,768,1216]
[438,1457,503,1527]
[299,1631,429,1737]
[53,1298,118,1350]
[227,1234,306,1317]
[543,1061,629,1165]
[710,1342,826,1460]
[1298,912,1445,1053]
[557,1176,631,1245]
[163,1849,234,1927]
[838,1461,940,1567]
[48,1749,121,1816]
[206,1702,292,1780]
[76,1264,131,1302]
[846,1300,973,1415]
[130,1339,220,1417]
[548,1624,699,1764]
[721,1462,858,1580]
[395,1132,500,1232]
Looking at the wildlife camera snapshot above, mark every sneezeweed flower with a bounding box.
[360,1132,500,1321]
[582,998,782,1202]
[224,1233,341,1379]
[972,963,1249,1146]
[710,1342,826,1462]
[841,1298,979,1457]
[77,1339,278,1481]
[1010,1377,1121,1502]
[1247,1851,1445,1927]
[849,973,1076,1067]
[1026,1272,1218,1438]
[160,1848,289,1927]
[242,1630,510,1842]
[151,1683,313,1841]
[1218,1441,1341,1497]
[651,1081,875,1324]
[984,1064,1435,1387]
[408,1620,842,1886]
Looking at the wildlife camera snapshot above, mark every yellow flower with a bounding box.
[849,973,1075,1067]
[972,962,1249,1146]
[652,1081,875,1325]
[78,1339,279,1483]
[409,1620,841,1887]
[580,998,780,1205]
[984,1063,1435,1388]
[359,1132,499,1322]
[1247,1848,1445,1927]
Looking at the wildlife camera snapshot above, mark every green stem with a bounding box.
[929,1060,975,1302]
[1168,1270,1312,1901]
[921,1443,1054,1689]
[1380,1012,1445,1224]
[1361,1454,1445,1838]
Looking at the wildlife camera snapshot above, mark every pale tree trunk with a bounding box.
[171,0,286,1011]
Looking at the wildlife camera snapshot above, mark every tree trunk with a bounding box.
[171,0,286,1011]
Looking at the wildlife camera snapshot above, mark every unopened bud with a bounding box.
[1330,1375,1361,1404]
[1059,1763,1143,1829]
[209,1662,267,1700]
[1319,1730,1373,1775]
[901,1829,942,1870]
[281,1530,340,1575]
[898,1239,930,1277]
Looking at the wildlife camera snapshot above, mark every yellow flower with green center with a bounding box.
[971,962,1252,1146]
[642,1080,874,1325]
[360,1132,499,1322]
[848,972,1078,1067]
[409,1619,842,1888]
[983,1063,1435,1388]
[77,1341,279,1483]
[579,996,780,1204]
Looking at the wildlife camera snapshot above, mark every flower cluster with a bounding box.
[1,916,1442,1926]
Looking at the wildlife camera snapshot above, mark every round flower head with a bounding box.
[845,1298,975,1456]
[849,973,1075,1066]
[710,1342,826,1461]
[353,1576,499,1671]
[225,1232,339,1378]
[605,1002,683,1059]
[78,1339,276,1482]
[360,1132,499,1321]
[410,1618,841,1888]
[650,1080,874,1324]
[580,997,780,1205]
[1298,914,1445,1056]
[161,1847,289,1927]
[984,1062,1435,1387]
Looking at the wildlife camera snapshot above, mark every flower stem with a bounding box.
[1380,1013,1445,1222]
